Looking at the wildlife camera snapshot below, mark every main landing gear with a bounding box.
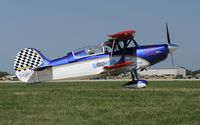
[123,69,148,88]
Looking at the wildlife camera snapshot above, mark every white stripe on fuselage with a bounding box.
[52,56,110,80]
[52,55,136,80]
[136,57,150,69]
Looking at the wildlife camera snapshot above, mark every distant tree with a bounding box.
[193,69,200,75]
[186,69,193,76]
[0,71,9,77]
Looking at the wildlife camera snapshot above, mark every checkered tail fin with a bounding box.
[14,48,49,83]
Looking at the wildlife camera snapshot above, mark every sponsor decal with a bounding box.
[96,62,107,67]
[93,61,107,68]
[125,57,135,62]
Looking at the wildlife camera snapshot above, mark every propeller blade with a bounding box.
[170,53,175,67]
[165,23,177,67]
[166,23,171,44]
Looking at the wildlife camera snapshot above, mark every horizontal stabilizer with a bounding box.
[34,66,52,71]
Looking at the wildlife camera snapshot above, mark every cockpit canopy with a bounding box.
[72,44,111,59]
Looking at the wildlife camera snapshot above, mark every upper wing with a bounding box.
[107,30,136,40]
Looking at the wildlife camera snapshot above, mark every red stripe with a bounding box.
[104,61,133,69]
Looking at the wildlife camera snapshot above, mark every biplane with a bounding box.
[14,24,178,88]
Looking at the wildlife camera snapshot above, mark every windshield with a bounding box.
[73,45,104,58]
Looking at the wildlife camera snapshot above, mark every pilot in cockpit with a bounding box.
[87,48,95,55]
[104,48,109,53]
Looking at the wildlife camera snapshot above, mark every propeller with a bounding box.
[166,23,176,67]
[166,23,171,44]
[170,53,175,67]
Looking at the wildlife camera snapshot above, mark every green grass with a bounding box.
[0,81,200,125]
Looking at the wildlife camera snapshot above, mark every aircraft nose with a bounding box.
[168,44,179,53]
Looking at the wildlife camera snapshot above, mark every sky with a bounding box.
[0,0,199,73]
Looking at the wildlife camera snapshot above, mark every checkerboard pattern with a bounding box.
[14,48,43,71]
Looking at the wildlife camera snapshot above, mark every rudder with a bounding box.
[14,48,50,83]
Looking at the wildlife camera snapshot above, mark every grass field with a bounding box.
[0,80,200,125]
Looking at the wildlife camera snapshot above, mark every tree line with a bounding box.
[186,69,200,76]
[0,71,9,77]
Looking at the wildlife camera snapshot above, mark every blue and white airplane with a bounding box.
[14,24,178,88]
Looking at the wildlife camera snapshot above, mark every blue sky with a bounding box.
[0,0,199,73]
